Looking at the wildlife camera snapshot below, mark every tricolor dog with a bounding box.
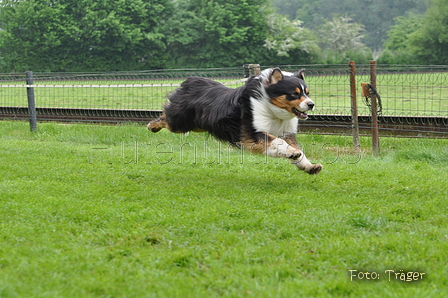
[148,68,322,174]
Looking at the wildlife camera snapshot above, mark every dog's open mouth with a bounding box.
[292,108,308,120]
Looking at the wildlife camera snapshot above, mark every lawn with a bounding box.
[0,121,447,297]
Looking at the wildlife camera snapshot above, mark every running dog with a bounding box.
[148,68,322,174]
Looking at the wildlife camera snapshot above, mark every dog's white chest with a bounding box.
[250,97,298,136]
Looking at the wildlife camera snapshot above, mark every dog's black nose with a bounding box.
[307,102,315,110]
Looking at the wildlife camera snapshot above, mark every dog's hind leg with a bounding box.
[147,113,168,133]
[281,133,323,175]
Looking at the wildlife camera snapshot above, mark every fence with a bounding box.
[0,64,447,138]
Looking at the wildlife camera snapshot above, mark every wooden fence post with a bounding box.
[369,61,380,155]
[244,64,261,77]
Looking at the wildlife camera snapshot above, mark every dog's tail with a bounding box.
[147,116,166,132]
[147,103,169,132]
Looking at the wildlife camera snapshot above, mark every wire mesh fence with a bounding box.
[0,67,247,111]
[0,64,447,117]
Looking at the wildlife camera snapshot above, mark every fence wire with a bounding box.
[0,65,447,118]
[0,67,246,111]
[275,64,448,117]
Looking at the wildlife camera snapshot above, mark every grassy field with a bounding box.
[1,72,447,116]
[0,121,448,297]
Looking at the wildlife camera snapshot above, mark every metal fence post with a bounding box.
[369,61,380,155]
[25,71,37,132]
[349,61,360,152]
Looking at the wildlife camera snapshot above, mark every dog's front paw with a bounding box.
[288,150,303,160]
[304,164,323,175]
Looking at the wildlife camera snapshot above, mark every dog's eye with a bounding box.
[292,92,300,97]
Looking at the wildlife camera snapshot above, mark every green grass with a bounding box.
[0,121,448,297]
[1,72,447,115]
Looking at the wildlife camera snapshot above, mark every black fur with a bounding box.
[164,76,246,145]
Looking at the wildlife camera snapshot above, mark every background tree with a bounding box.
[318,15,372,64]
[273,0,427,52]
[263,13,320,65]
[0,0,172,72]
[0,0,445,71]
[408,0,448,65]
[377,13,423,64]
[164,0,270,68]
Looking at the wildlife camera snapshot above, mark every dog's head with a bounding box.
[261,68,315,120]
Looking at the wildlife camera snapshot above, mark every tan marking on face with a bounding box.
[270,95,308,113]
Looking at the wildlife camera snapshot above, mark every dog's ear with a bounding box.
[270,68,284,84]
[297,69,306,80]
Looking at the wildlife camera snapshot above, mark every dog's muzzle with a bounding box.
[292,108,309,120]
[293,100,315,120]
